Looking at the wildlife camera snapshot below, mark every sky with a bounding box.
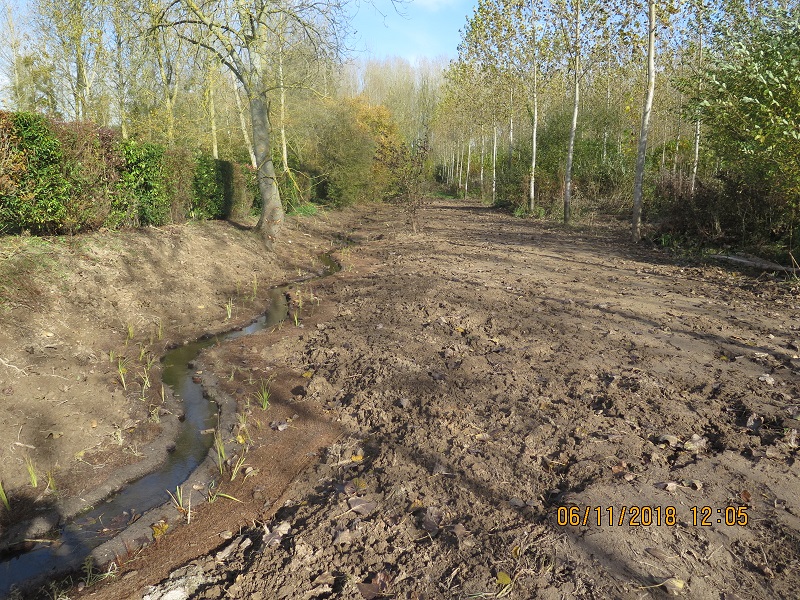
[349,0,474,63]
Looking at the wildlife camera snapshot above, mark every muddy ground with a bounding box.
[3,199,800,599]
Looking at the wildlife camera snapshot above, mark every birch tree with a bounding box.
[631,0,656,241]
[459,0,555,211]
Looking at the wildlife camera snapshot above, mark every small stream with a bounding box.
[0,255,339,596]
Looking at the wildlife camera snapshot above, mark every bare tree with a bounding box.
[158,0,350,243]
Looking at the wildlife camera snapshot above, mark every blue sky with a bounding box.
[349,0,474,62]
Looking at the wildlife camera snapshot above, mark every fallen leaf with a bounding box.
[740,490,752,503]
[302,370,314,378]
[683,434,707,452]
[151,520,168,538]
[357,571,393,599]
[662,576,686,595]
[659,434,681,448]
[451,523,469,540]
[655,481,680,492]
[263,521,291,547]
[611,461,627,474]
[348,497,377,516]
[408,498,425,512]
[356,582,382,599]
[746,413,763,432]
[496,571,512,586]
[422,507,442,534]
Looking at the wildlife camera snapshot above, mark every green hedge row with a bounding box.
[0,111,254,235]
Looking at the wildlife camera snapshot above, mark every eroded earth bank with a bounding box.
[4,199,800,599]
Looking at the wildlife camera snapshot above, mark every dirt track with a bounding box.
[5,199,800,599]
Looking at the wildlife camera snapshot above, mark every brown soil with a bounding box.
[3,199,800,599]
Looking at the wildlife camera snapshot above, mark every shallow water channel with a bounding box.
[0,255,339,596]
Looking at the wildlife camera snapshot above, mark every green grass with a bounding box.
[286,202,319,217]
[25,456,38,488]
[252,377,274,410]
[117,357,129,390]
[214,431,227,474]
[167,485,191,523]
[0,479,10,511]
[230,452,248,481]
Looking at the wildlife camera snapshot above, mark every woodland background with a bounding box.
[0,0,798,261]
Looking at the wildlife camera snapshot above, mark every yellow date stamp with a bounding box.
[556,505,749,527]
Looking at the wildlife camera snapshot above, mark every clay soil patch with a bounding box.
[4,199,800,599]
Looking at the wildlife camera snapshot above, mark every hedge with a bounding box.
[0,111,256,235]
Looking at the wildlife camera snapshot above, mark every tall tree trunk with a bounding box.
[632,0,657,242]
[529,15,538,212]
[480,133,485,200]
[690,33,703,198]
[208,72,218,158]
[250,92,284,241]
[75,49,87,121]
[508,88,514,169]
[564,67,579,223]
[278,48,289,173]
[529,105,537,211]
[235,83,257,168]
[460,144,466,191]
[563,0,580,223]
[465,140,472,199]
[492,125,498,205]
[602,49,611,165]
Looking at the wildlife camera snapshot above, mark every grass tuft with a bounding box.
[0,479,10,511]
[253,377,274,410]
[25,456,38,488]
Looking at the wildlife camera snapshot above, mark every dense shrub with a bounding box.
[651,10,800,259]
[0,113,25,212]
[0,112,70,234]
[118,140,170,227]
[191,152,226,219]
[55,122,123,233]
[159,146,194,224]
[0,110,296,235]
[316,100,377,206]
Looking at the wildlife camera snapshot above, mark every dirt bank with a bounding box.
[0,211,354,536]
[6,199,800,599]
